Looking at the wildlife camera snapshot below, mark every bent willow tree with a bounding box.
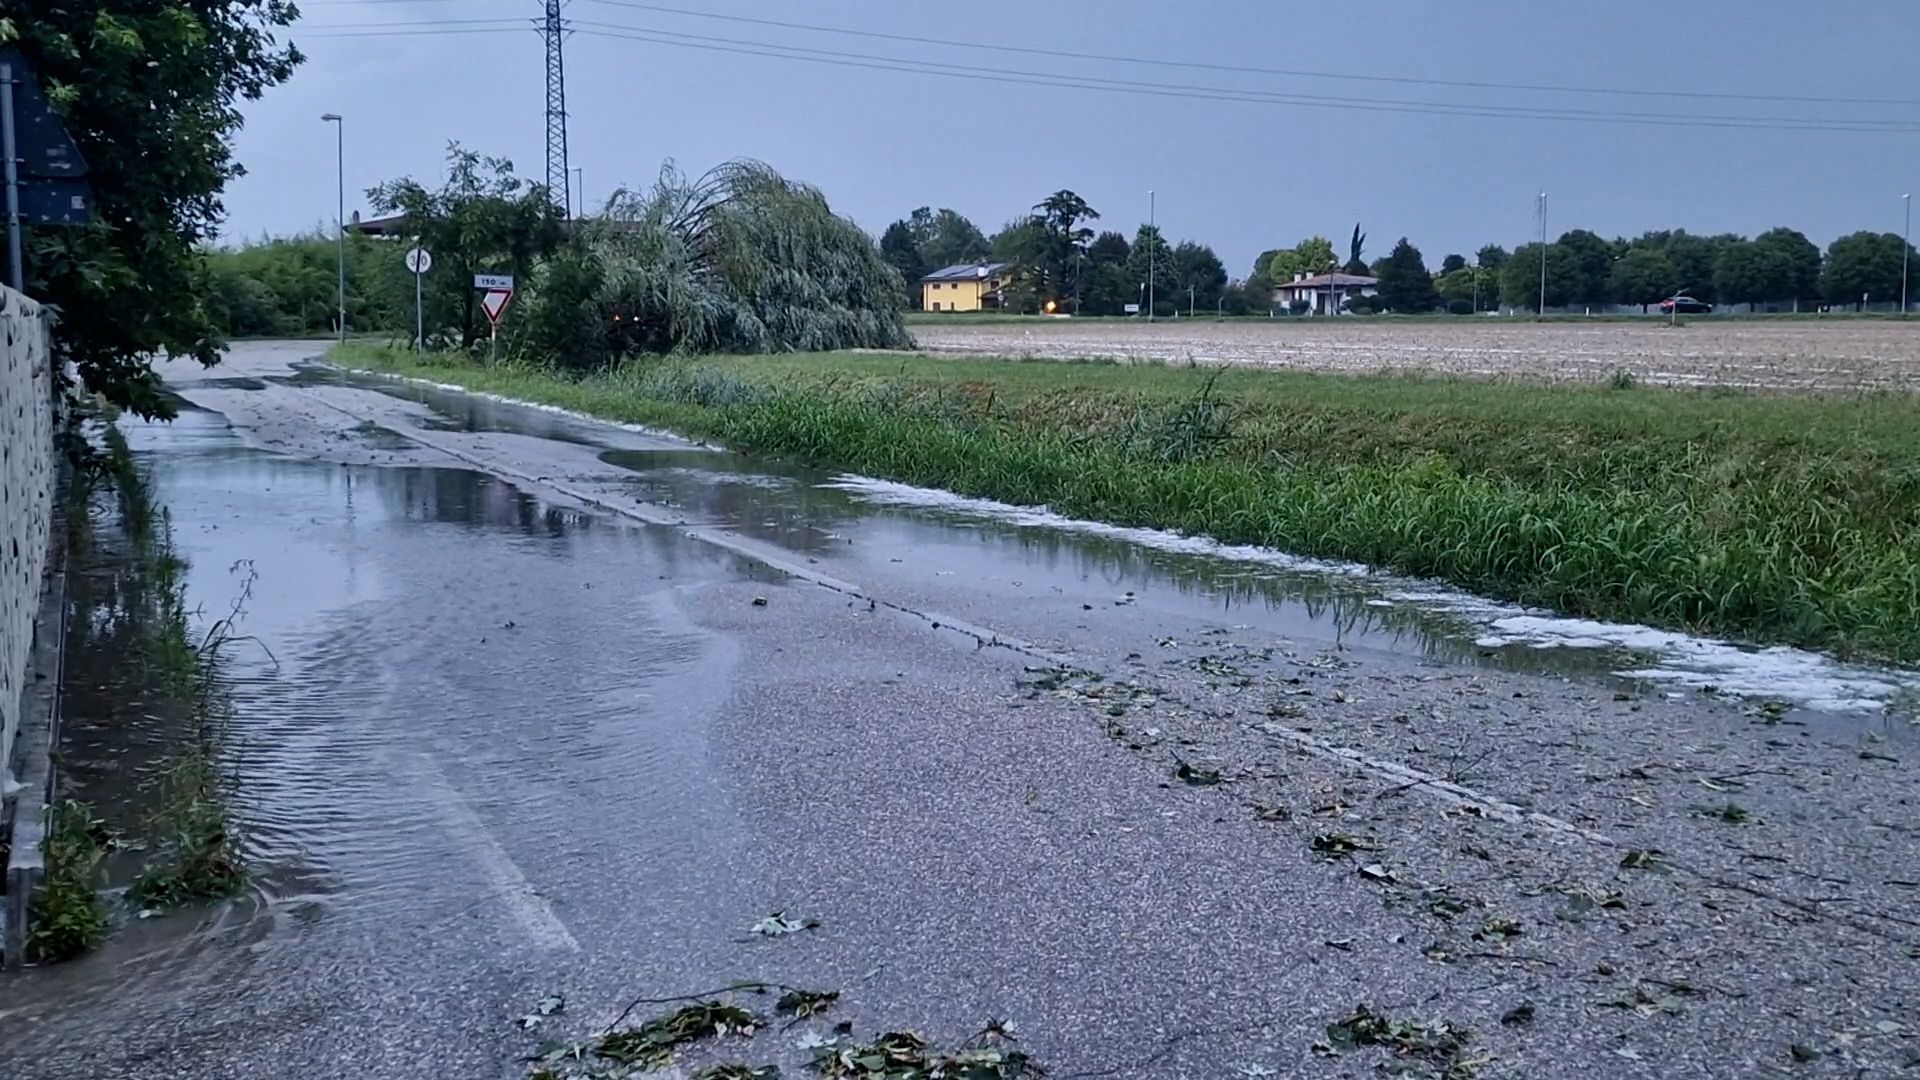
[519,161,911,365]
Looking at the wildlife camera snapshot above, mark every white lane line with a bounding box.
[406,754,579,952]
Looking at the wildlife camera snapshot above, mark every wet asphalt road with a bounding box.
[1,341,1915,1079]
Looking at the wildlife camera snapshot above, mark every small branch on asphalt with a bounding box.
[601,981,793,1034]
[1460,951,1559,966]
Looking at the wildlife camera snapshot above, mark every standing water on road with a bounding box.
[7,345,1915,1080]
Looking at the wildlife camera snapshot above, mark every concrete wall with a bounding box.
[0,286,51,788]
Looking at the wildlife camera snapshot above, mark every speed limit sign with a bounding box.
[405,246,432,275]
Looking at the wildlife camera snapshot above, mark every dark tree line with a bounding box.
[883,194,1918,315]
[882,191,1236,315]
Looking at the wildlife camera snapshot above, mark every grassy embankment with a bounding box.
[334,342,1920,664]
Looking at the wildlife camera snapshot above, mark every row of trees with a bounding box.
[1246,225,1915,314]
[204,145,911,362]
[880,192,1232,315]
[885,193,1917,315]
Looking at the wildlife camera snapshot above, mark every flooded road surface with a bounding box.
[4,340,1915,1080]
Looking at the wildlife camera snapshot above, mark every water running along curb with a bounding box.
[324,363,1612,843]
[315,363,1920,947]
[2,495,69,968]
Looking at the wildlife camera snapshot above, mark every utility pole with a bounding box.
[572,166,584,220]
[1537,190,1548,318]
[1903,193,1911,316]
[542,0,571,217]
[1147,189,1156,323]
[322,113,344,341]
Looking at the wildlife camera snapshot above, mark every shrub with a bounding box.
[26,801,112,962]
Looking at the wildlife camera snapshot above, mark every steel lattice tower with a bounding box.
[542,0,570,216]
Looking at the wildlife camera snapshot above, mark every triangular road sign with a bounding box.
[481,288,514,326]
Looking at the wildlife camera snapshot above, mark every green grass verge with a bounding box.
[26,801,113,962]
[332,343,1920,664]
[100,425,248,912]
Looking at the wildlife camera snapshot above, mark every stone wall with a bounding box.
[0,286,51,788]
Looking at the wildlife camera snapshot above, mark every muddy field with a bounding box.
[912,318,1920,390]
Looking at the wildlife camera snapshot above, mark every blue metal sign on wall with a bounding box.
[0,47,92,226]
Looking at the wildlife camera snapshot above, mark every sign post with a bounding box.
[0,48,93,293]
[1,62,19,290]
[475,273,515,361]
[405,246,432,350]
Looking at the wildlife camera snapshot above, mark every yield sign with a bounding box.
[480,288,514,327]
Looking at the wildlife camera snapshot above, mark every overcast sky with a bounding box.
[225,0,1920,276]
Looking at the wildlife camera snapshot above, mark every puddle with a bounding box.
[335,364,1920,719]
[820,476,1920,718]
[0,407,750,1029]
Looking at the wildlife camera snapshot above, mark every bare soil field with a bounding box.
[913,318,1920,390]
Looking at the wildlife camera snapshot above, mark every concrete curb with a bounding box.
[2,479,68,968]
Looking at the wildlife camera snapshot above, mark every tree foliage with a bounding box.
[1126,225,1178,308]
[881,206,989,298]
[368,144,564,347]
[1374,237,1437,312]
[1439,253,1468,275]
[1500,242,1571,309]
[1078,230,1133,315]
[1554,229,1617,308]
[530,159,909,362]
[203,232,411,337]
[1170,241,1227,311]
[1343,223,1369,275]
[1030,190,1098,307]
[5,1,301,417]
[1267,236,1337,283]
[1822,231,1911,307]
[1244,247,1284,311]
[1611,246,1677,310]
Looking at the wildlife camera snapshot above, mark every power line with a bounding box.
[577,0,1920,109]
[291,12,1920,132]
[296,17,527,31]
[295,26,525,39]
[564,24,1920,134]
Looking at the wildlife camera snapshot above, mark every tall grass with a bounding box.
[335,344,1920,663]
[101,426,249,910]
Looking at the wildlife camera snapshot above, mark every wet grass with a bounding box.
[24,802,113,962]
[333,344,1920,663]
[105,437,249,910]
[31,423,249,959]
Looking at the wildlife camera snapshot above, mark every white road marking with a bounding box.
[406,755,579,952]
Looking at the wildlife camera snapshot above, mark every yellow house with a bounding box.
[921,261,1012,312]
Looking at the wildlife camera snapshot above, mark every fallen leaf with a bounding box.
[775,989,840,1020]
[748,912,821,937]
[1619,849,1666,872]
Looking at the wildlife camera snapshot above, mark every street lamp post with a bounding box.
[321,113,345,342]
[1903,193,1911,316]
[1147,189,1156,323]
[1537,190,1548,318]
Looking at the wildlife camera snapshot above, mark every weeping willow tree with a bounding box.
[516,161,911,367]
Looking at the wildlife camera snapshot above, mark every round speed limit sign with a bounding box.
[405,247,432,275]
